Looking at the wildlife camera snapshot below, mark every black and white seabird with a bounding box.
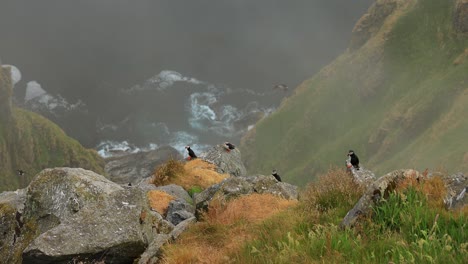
[272,170,282,182]
[347,150,360,170]
[185,146,197,159]
[224,142,235,150]
[17,170,26,176]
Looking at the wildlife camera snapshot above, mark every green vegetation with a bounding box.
[241,0,468,185]
[231,170,467,264]
[0,67,105,192]
[160,168,467,263]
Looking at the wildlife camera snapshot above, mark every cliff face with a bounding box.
[241,0,468,184]
[0,66,12,122]
[0,66,105,192]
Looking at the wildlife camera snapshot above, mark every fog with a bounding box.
[0,0,372,155]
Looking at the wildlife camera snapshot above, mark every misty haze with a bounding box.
[0,0,372,156]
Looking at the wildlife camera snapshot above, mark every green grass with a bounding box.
[241,0,468,185]
[230,170,467,264]
[0,106,105,191]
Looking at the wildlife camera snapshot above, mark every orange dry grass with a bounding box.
[397,175,447,209]
[172,159,228,190]
[205,193,298,225]
[162,194,297,264]
[147,190,175,215]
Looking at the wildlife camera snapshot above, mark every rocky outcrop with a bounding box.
[201,144,247,177]
[341,169,421,229]
[349,0,399,50]
[105,146,181,185]
[195,174,298,212]
[348,166,376,186]
[341,170,468,229]
[0,167,198,264]
[454,0,468,33]
[443,172,468,210]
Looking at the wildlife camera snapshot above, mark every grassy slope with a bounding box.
[241,0,468,185]
[0,69,105,192]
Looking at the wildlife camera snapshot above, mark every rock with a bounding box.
[170,217,197,240]
[341,169,421,229]
[348,166,376,186]
[0,189,27,264]
[454,0,468,33]
[105,146,181,185]
[137,234,170,264]
[154,184,193,205]
[442,172,468,210]
[166,199,195,226]
[201,144,247,177]
[248,175,299,200]
[349,0,398,50]
[17,168,168,264]
[195,175,298,212]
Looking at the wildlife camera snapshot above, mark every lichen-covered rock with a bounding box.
[443,172,468,210]
[201,144,247,177]
[105,146,181,185]
[454,0,468,33]
[194,175,298,212]
[341,169,421,229]
[166,199,195,226]
[154,184,193,205]
[348,166,376,186]
[0,189,28,264]
[349,0,399,50]
[18,168,166,264]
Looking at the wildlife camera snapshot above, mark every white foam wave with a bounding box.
[96,140,158,158]
[25,81,85,114]
[96,130,211,158]
[25,81,47,101]
[123,70,203,94]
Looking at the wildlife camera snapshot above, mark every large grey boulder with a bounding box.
[195,175,298,212]
[18,168,164,264]
[341,169,421,229]
[201,144,247,177]
[105,146,181,185]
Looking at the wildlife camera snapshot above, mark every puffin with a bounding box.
[185,146,197,159]
[224,142,235,151]
[347,150,360,170]
[272,170,282,182]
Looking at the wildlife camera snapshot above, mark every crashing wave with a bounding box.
[24,81,86,116]
[122,70,203,94]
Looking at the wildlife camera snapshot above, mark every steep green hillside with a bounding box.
[0,66,105,192]
[241,0,468,185]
